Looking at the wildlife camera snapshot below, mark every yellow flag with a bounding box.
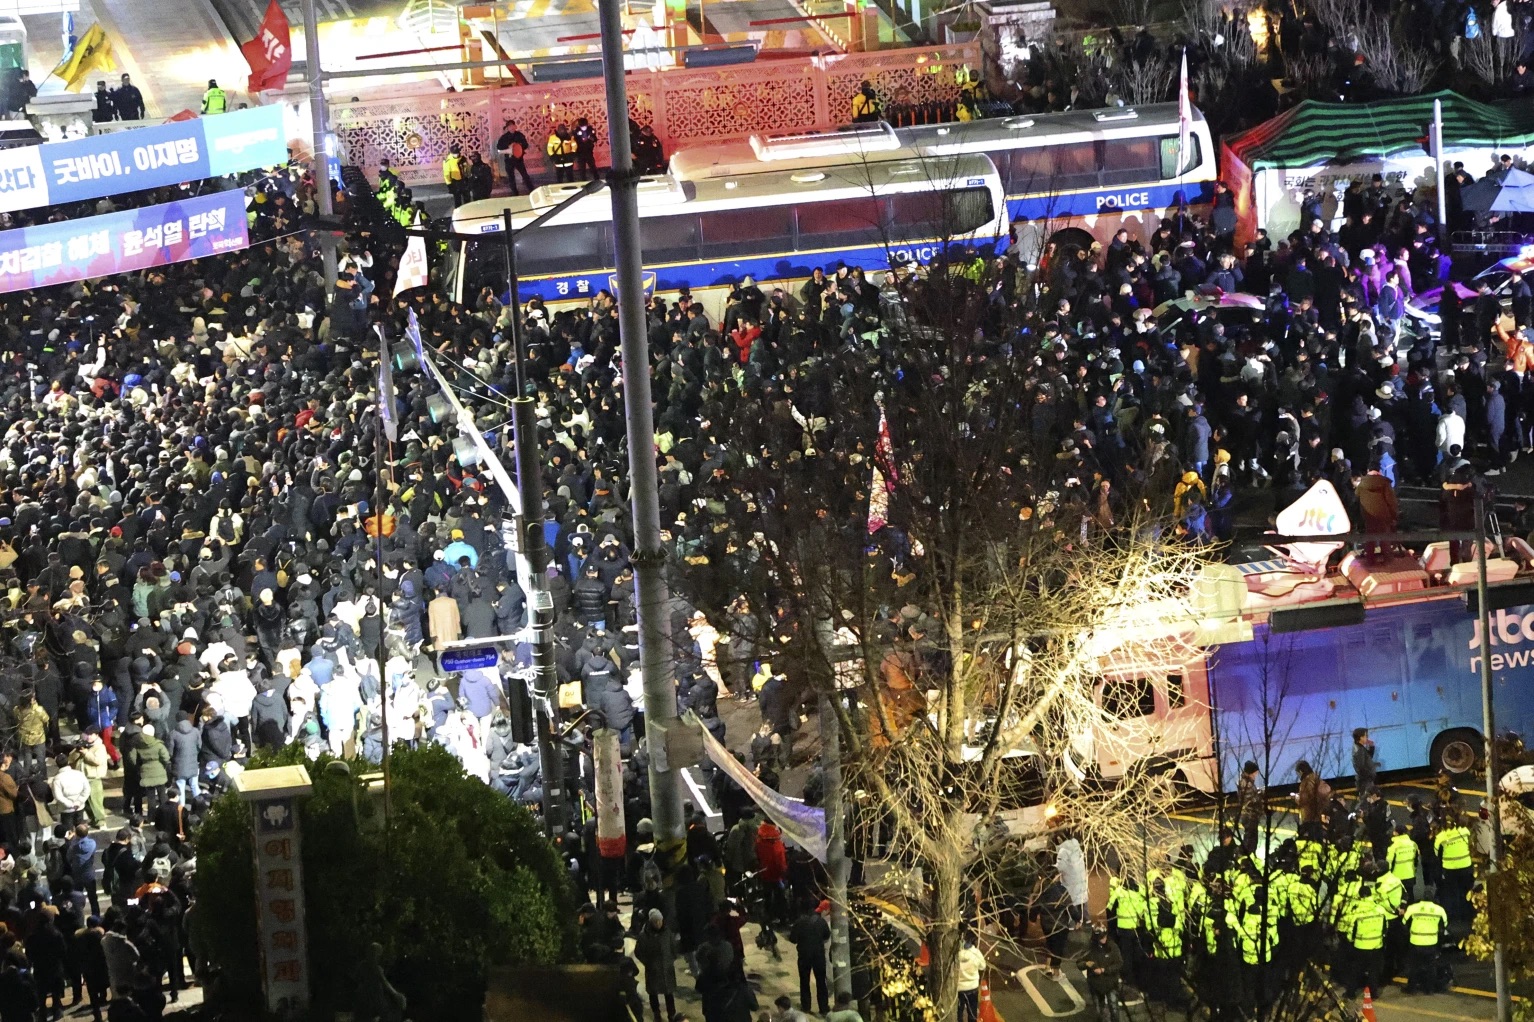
[52,24,116,93]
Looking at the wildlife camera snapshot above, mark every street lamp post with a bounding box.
[598,0,687,864]
[1472,485,1512,1022]
[300,0,338,290]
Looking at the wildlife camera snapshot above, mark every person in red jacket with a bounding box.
[730,319,761,364]
[754,820,789,924]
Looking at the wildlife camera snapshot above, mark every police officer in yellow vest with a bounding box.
[1387,822,1420,900]
[1433,818,1474,924]
[201,79,226,114]
[1343,879,1390,998]
[1105,875,1146,990]
[1141,877,1183,1005]
[1228,888,1277,1008]
[850,79,881,123]
[547,123,578,184]
[442,143,469,207]
[1402,895,1449,993]
[1369,862,1407,979]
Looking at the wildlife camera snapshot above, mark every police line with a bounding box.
[0,189,250,295]
[0,105,287,215]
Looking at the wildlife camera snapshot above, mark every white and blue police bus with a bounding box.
[894,102,1218,259]
[447,135,1008,311]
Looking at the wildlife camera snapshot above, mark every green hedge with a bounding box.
[193,743,577,1019]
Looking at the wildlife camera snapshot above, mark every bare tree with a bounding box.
[673,160,1211,1012]
[1113,53,1177,106]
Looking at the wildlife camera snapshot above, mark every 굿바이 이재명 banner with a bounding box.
[0,104,287,216]
[0,189,250,295]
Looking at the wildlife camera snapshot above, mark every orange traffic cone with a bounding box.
[979,974,1006,1022]
[1361,986,1377,1022]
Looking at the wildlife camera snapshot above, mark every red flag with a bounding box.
[241,0,293,95]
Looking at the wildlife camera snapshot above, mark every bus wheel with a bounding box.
[1047,227,1095,258]
[1431,728,1482,776]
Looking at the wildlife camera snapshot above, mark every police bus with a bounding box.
[447,134,1008,312]
[893,102,1218,261]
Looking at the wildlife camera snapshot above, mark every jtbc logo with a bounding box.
[1469,607,1534,647]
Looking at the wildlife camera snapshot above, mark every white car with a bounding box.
[1494,763,1534,838]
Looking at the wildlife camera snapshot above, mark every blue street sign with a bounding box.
[440,646,500,671]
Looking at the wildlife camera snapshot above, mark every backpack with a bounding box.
[216,514,236,542]
[1317,777,1334,801]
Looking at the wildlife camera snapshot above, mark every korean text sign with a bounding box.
[0,189,250,295]
[251,795,310,1013]
[0,105,286,214]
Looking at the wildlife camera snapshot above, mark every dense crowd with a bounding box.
[0,76,1521,1019]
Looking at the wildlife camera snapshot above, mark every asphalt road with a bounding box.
[990,771,1522,1022]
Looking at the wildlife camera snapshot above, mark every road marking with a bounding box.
[1372,1000,1500,1020]
[1389,977,1523,1002]
[1014,965,1086,1017]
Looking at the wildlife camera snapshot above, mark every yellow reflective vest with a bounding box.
[1142,895,1183,958]
[1107,879,1145,932]
[1435,826,1472,871]
[1346,898,1389,950]
[1387,833,1419,881]
[201,87,227,114]
[546,133,577,167]
[1402,900,1447,947]
[1374,872,1405,915]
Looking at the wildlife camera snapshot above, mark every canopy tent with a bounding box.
[1219,90,1534,243]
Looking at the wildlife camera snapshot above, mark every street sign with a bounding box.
[440,646,499,671]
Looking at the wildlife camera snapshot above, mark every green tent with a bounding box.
[1223,89,1534,171]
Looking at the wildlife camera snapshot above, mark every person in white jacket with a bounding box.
[50,754,91,830]
[1436,408,1465,460]
[1053,832,1090,928]
[956,934,987,1022]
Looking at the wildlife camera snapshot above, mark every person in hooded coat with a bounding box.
[169,714,202,802]
[253,588,285,659]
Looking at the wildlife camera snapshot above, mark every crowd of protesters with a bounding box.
[0,67,1522,1018]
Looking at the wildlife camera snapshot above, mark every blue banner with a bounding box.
[0,189,250,295]
[1004,180,1218,221]
[0,105,286,215]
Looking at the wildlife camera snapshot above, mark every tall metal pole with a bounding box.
[599,0,685,862]
[1473,485,1512,1022]
[512,393,568,838]
[820,692,852,997]
[497,204,566,838]
[373,372,392,822]
[302,0,338,291]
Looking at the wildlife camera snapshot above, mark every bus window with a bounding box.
[1159,135,1202,179]
[1166,673,1186,710]
[793,196,884,250]
[961,753,1046,813]
[887,187,995,241]
[1008,142,1097,193]
[641,213,702,264]
[520,222,610,275]
[700,206,794,256]
[1102,137,1161,186]
[1102,676,1157,719]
